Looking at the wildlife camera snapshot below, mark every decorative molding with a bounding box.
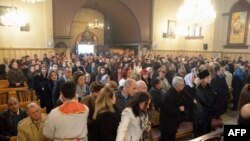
[224,45,249,49]
[54,36,72,39]
[185,36,204,39]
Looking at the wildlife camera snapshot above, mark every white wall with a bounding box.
[0,0,53,48]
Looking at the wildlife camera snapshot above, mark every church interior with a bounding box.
[0,0,250,141]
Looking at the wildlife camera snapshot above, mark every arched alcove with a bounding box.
[53,0,146,47]
[70,8,104,47]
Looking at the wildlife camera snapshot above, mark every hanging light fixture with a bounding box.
[0,0,28,26]
[88,19,104,29]
[177,0,216,28]
[21,0,46,3]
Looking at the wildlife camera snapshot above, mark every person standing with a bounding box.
[7,61,25,87]
[52,66,73,107]
[43,82,89,141]
[194,70,219,137]
[116,92,151,141]
[160,76,185,141]
[211,65,228,115]
[90,87,118,141]
[115,78,137,121]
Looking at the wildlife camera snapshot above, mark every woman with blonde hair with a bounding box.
[90,86,117,141]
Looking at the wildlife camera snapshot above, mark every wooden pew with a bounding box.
[0,87,29,98]
[151,122,193,141]
[0,80,9,88]
[0,80,28,89]
[9,136,17,141]
[176,122,193,139]
[190,128,223,141]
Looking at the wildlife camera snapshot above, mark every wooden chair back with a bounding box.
[0,91,8,105]
[0,104,7,113]
[16,90,36,103]
[9,136,17,141]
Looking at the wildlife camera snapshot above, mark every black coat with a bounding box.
[180,88,196,122]
[114,91,133,121]
[0,109,27,140]
[89,111,118,141]
[211,74,229,115]
[194,85,218,137]
[160,87,183,134]
[52,77,66,107]
[149,87,162,111]
[34,74,53,113]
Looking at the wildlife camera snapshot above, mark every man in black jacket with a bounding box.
[0,97,27,141]
[211,65,228,115]
[160,76,185,141]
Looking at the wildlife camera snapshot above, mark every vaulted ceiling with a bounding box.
[53,0,152,45]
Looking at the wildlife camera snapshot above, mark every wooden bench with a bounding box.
[0,87,29,98]
[9,136,17,141]
[0,80,28,88]
[151,122,193,141]
[190,128,223,141]
[0,80,9,88]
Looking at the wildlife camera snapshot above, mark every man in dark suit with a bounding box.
[160,76,185,141]
[115,78,137,121]
[52,66,73,107]
[0,97,27,141]
[211,65,229,115]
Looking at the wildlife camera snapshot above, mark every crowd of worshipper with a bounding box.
[0,52,250,141]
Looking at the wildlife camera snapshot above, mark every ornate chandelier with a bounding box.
[21,0,46,3]
[177,0,216,28]
[88,19,104,29]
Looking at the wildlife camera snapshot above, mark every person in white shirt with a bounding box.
[116,92,151,141]
[43,82,89,141]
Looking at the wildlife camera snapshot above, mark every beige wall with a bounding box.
[69,8,104,47]
[0,0,53,48]
[152,0,250,52]
[214,0,250,52]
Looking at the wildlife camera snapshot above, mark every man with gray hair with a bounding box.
[17,102,46,141]
[115,78,137,121]
[160,76,185,141]
[136,80,148,93]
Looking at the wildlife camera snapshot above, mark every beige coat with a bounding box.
[17,114,47,141]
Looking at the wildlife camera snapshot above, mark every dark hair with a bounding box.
[129,92,150,117]
[150,78,161,88]
[60,82,76,99]
[73,71,85,83]
[48,70,59,80]
[90,81,104,92]
[214,64,221,73]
